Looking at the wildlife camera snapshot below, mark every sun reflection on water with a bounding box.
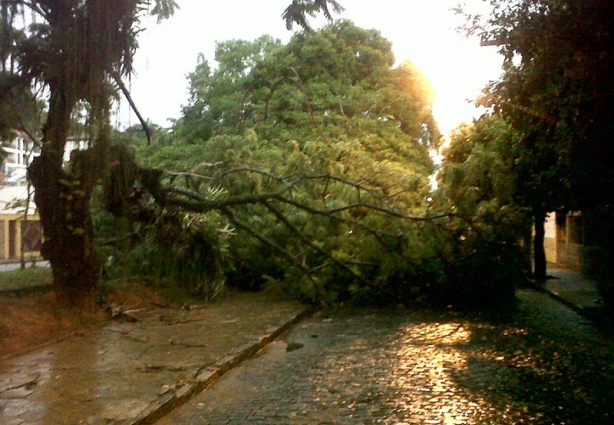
[391,322,492,425]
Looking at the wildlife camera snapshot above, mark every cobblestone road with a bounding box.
[156,290,614,425]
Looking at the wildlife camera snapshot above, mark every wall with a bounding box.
[0,215,42,261]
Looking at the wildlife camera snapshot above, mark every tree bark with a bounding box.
[533,209,547,281]
[28,86,101,305]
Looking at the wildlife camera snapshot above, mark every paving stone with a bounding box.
[157,295,614,425]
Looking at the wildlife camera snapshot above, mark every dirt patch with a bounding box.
[0,282,166,357]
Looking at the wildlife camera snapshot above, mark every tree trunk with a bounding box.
[533,210,547,281]
[520,221,533,278]
[28,87,101,305]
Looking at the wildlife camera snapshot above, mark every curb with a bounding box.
[524,285,610,334]
[127,306,314,425]
[537,286,591,318]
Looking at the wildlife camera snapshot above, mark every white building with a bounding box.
[1,131,89,184]
[63,135,90,163]
[0,131,88,261]
[1,130,39,184]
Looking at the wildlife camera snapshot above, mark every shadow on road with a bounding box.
[447,290,614,424]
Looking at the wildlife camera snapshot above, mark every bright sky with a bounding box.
[116,0,502,137]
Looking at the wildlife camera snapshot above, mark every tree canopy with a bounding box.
[105,21,524,310]
[459,0,614,279]
[123,21,442,303]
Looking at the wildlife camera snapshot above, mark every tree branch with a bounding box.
[219,207,311,276]
[109,70,153,144]
[263,201,373,287]
[147,182,295,213]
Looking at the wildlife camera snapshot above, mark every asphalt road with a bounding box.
[154,289,613,425]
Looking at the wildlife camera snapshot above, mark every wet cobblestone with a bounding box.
[157,290,614,425]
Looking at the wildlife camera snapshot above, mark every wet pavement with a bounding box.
[156,290,614,425]
[544,262,602,311]
[0,293,308,425]
[1,264,612,425]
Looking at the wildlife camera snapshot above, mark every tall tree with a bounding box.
[463,0,614,279]
[131,21,441,303]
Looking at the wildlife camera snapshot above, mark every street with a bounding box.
[155,290,614,425]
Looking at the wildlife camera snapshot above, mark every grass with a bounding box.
[0,265,53,292]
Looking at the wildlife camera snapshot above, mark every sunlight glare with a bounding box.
[343,1,503,139]
[391,321,495,424]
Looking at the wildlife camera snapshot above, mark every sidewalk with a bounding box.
[0,292,310,425]
[543,262,603,313]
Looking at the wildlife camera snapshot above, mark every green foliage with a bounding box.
[150,0,179,22]
[0,266,52,292]
[442,116,520,212]
[126,209,231,300]
[91,143,232,300]
[180,21,439,153]
[433,115,532,309]
[282,0,344,31]
[470,0,614,208]
[132,22,449,306]
[460,0,614,282]
[0,76,41,141]
[126,21,526,311]
[94,200,232,300]
[108,22,526,311]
